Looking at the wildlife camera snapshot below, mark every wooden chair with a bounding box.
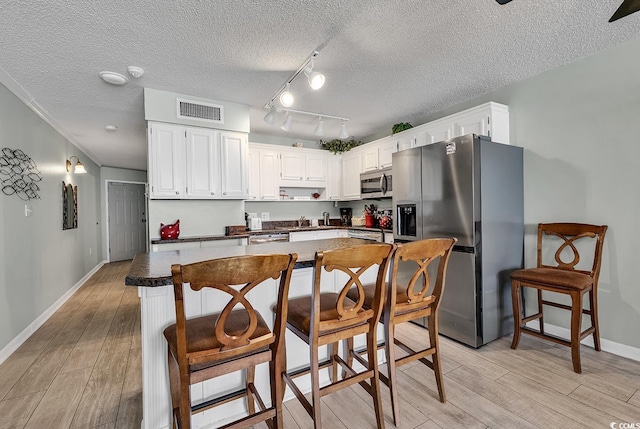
[346,238,456,427]
[164,253,297,429]
[280,243,394,429]
[510,223,608,373]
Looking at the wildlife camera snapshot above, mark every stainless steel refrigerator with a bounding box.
[393,134,523,348]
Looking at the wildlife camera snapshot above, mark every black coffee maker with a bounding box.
[340,208,352,226]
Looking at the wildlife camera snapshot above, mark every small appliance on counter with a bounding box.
[249,217,262,231]
[340,208,352,226]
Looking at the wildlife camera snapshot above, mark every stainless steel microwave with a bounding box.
[360,167,392,198]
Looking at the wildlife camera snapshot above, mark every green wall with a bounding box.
[0,82,102,353]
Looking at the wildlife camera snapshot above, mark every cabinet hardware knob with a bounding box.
[211,192,214,195]
[223,192,227,195]
[176,191,179,195]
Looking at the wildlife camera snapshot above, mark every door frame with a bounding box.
[105,179,149,263]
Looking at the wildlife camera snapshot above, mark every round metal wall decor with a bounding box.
[0,147,42,200]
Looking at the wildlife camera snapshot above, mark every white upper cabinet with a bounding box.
[149,123,185,198]
[148,122,248,199]
[378,138,395,168]
[305,153,327,182]
[361,138,394,172]
[186,127,220,198]
[362,145,379,172]
[247,146,260,200]
[248,144,280,200]
[451,102,510,144]
[220,131,249,198]
[341,151,362,200]
[326,154,341,200]
[280,149,327,187]
[422,120,454,145]
[280,151,305,181]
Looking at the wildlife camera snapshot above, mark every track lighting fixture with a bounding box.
[263,107,348,138]
[263,106,277,125]
[339,121,349,139]
[281,114,292,132]
[304,59,325,90]
[314,116,324,136]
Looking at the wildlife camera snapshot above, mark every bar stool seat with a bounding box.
[286,293,371,335]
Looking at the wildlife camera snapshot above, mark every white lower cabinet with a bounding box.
[289,229,348,242]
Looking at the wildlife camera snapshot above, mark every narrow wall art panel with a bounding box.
[62,181,78,230]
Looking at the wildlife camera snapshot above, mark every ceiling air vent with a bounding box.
[176,98,224,124]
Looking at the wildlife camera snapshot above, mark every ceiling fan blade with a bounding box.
[495,0,514,4]
[610,0,640,22]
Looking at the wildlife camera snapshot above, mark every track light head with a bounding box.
[304,59,325,90]
[339,121,349,139]
[314,117,324,136]
[280,83,294,107]
[281,114,292,132]
[263,106,277,125]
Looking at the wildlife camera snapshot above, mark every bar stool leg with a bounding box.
[330,342,339,383]
[310,342,323,429]
[570,291,583,374]
[589,289,601,351]
[246,366,256,415]
[367,328,385,429]
[510,280,523,350]
[384,314,400,427]
[427,314,446,403]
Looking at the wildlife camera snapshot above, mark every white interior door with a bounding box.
[108,182,147,261]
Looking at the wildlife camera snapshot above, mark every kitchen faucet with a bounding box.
[298,216,306,227]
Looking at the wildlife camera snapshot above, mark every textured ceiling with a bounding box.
[1,0,639,170]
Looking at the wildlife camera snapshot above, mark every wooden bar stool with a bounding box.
[280,243,394,429]
[164,253,297,429]
[346,238,456,427]
[510,223,607,373]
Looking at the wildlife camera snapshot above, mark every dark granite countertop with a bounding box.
[151,226,392,244]
[127,237,377,287]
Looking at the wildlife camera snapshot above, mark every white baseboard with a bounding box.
[0,260,107,364]
[525,320,640,362]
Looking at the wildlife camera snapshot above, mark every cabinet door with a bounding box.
[247,146,260,200]
[326,154,341,200]
[289,231,318,242]
[280,151,305,182]
[341,152,362,200]
[305,153,327,182]
[220,132,249,198]
[259,150,280,200]
[396,135,415,151]
[454,113,489,138]
[149,123,185,198]
[379,140,394,168]
[186,128,220,199]
[362,146,379,172]
[425,121,454,144]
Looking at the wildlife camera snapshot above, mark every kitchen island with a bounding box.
[126,238,380,429]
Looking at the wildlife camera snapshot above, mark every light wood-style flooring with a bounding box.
[1,261,639,429]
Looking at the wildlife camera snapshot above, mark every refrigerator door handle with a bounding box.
[381,174,387,195]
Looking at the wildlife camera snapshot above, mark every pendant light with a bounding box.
[279,83,294,107]
[314,116,324,136]
[281,114,292,132]
[339,121,349,139]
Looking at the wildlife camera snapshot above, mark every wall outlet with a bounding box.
[248,212,257,219]
[261,212,270,221]
[24,205,32,217]
[89,247,92,255]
